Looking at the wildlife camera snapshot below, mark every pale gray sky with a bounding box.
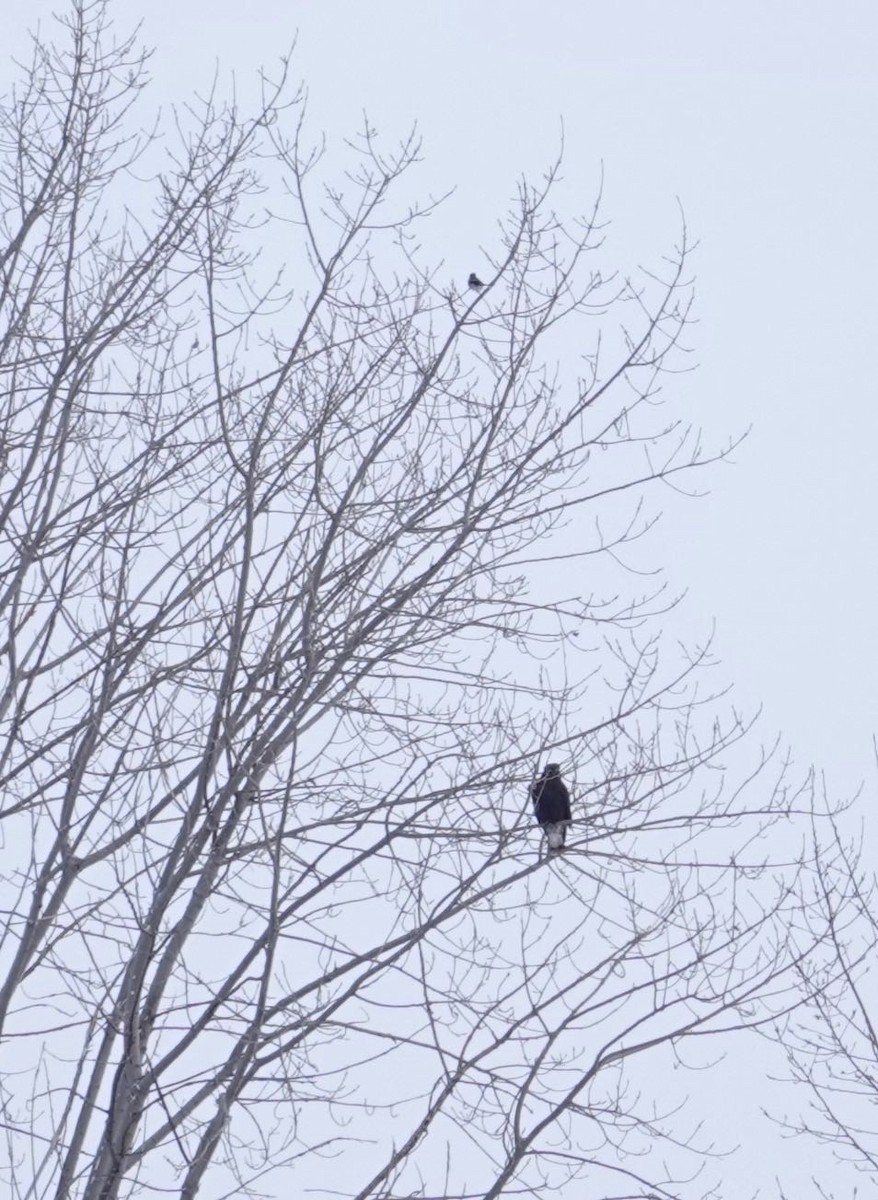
[11,0,870,793]
[3,3,876,1194]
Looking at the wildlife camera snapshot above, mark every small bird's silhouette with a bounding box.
[467,272,485,290]
[531,763,572,852]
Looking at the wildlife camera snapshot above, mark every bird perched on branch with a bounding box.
[467,272,485,290]
[531,763,572,851]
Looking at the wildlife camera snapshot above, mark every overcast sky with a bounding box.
[12,0,872,796]
[8,1,876,798]
[3,3,876,1193]
[6,0,875,755]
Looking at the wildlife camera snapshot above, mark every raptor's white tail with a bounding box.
[545,823,565,851]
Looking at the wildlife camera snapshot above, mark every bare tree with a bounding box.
[769,790,878,1195]
[0,4,828,1198]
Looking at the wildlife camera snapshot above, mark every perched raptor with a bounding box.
[531,763,572,851]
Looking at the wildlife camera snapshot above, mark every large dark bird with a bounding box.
[467,272,485,290]
[531,763,572,851]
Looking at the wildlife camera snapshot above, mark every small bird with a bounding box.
[467,272,485,290]
[531,763,572,852]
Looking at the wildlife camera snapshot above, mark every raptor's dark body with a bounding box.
[531,763,572,851]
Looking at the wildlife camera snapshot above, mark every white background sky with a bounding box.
[2,4,876,1191]
[9,0,873,797]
